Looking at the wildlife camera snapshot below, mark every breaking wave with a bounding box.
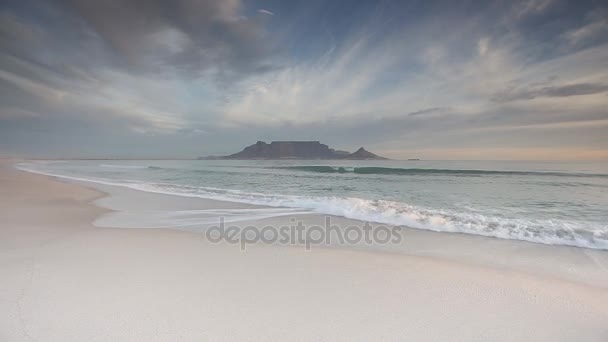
[278,166,608,178]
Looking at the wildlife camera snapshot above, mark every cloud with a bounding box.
[30,0,276,76]
[0,11,43,44]
[0,106,40,119]
[516,0,554,18]
[477,38,490,56]
[257,9,275,16]
[0,0,276,136]
[220,12,608,127]
[563,11,608,46]
[0,51,192,134]
[492,83,608,102]
[213,1,608,159]
[0,0,607,159]
[0,69,66,102]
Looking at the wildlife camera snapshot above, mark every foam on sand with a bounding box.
[95,207,311,228]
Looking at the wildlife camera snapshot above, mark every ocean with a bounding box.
[17,159,608,250]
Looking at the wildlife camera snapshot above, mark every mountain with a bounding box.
[200,141,388,160]
[347,147,388,160]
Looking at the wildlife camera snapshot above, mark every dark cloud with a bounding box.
[55,0,275,75]
[492,83,608,102]
[1,0,275,79]
[0,0,277,147]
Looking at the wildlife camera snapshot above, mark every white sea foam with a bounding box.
[16,162,608,250]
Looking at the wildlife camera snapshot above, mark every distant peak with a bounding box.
[347,147,388,160]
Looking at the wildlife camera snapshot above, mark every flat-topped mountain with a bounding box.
[201,141,388,160]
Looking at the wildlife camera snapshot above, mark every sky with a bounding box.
[0,0,607,160]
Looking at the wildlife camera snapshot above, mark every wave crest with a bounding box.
[278,166,608,178]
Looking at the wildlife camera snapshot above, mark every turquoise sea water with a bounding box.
[18,160,608,249]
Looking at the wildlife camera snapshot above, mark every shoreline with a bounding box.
[2,161,608,341]
[15,161,608,288]
[15,160,608,251]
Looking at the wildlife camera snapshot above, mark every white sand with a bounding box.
[90,182,608,288]
[1,162,608,341]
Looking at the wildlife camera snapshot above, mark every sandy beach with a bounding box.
[1,161,608,341]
